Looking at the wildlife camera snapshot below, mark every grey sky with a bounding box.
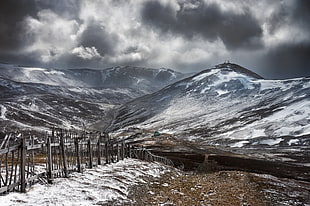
[0,0,309,79]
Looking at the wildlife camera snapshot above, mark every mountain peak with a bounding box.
[212,62,264,79]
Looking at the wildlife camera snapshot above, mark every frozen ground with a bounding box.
[0,159,175,206]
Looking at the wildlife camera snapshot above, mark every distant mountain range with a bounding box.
[1,62,309,166]
[0,63,186,131]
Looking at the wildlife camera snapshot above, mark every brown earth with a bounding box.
[129,169,310,206]
[119,130,310,205]
[130,170,269,206]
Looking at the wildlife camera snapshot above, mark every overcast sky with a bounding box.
[0,0,309,79]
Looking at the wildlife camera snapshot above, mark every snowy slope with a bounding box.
[0,63,186,132]
[0,77,134,131]
[0,63,186,93]
[108,63,310,160]
[0,159,175,205]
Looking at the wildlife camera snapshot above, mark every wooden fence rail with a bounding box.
[0,129,173,194]
[130,147,174,166]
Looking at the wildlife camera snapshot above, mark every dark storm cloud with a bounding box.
[267,4,289,34]
[141,0,263,50]
[0,0,82,65]
[79,21,118,57]
[259,0,310,79]
[0,0,309,79]
[0,51,41,67]
[0,0,37,51]
[262,43,310,79]
[268,0,310,34]
[292,0,310,25]
[55,52,102,69]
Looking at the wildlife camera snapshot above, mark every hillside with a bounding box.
[108,63,310,165]
[0,63,186,93]
[0,63,186,131]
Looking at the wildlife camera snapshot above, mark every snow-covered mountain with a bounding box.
[0,63,186,93]
[108,63,310,163]
[0,63,186,131]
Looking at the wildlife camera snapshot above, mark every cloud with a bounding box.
[0,0,309,79]
[35,0,81,19]
[78,21,117,56]
[23,9,80,63]
[141,0,263,50]
[261,42,310,79]
[266,0,310,36]
[0,0,81,66]
[292,0,310,24]
[72,46,101,60]
[0,0,37,51]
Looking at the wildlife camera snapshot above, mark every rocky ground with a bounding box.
[115,130,310,205]
[129,170,310,206]
[130,170,265,205]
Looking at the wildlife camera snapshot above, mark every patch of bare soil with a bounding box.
[130,171,269,206]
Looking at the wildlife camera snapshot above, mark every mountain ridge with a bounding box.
[0,63,187,92]
[106,63,309,165]
[0,63,187,131]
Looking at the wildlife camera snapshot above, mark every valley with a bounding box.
[0,62,309,205]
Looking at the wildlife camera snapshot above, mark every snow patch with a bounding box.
[192,70,214,81]
[44,70,65,75]
[267,100,310,122]
[0,159,174,205]
[259,138,284,146]
[175,82,190,87]
[258,78,303,92]
[22,67,46,71]
[231,140,249,148]
[216,89,229,95]
[251,129,266,138]
[0,104,8,120]
[156,95,171,102]
[288,139,299,146]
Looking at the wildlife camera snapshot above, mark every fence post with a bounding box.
[75,137,81,173]
[88,139,93,169]
[105,141,109,164]
[110,143,113,163]
[20,136,26,193]
[60,133,68,178]
[141,147,144,160]
[117,144,120,162]
[128,144,132,158]
[121,141,125,160]
[97,138,101,165]
[47,136,53,183]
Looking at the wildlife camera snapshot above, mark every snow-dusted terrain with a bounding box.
[0,63,186,93]
[0,159,176,205]
[109,63,310,164]
[0,63,185,131]
[1,62,309,205]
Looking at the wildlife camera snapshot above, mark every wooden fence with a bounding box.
[0,129,173,194]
